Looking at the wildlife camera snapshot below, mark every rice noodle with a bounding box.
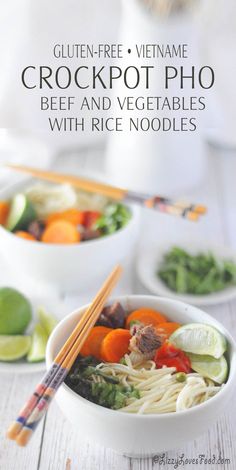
[26,184,77,217]
[26,183,108,217]
[96,355,223,414]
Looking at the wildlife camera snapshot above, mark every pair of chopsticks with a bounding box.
[6,164,207,221]
[7,265,122,447]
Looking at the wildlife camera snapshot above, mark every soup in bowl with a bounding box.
[0,182,140,292]
[46,295,236,456]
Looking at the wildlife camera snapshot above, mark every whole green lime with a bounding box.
[0,288,32,335]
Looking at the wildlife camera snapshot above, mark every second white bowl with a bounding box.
[0,181,140,292]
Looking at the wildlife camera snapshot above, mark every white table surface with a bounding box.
[1,143,236,470]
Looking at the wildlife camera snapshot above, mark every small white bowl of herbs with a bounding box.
[137,242,236,306]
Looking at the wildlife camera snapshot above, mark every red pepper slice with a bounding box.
[154,342,191,373]
[83,211,101,229]
[155,342,180,358]
[155,355,191,373]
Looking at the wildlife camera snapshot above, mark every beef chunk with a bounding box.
[97,302,126,328]
[130,325,162,355]
[28,220,45,240]
[130,323,144,336]
[97,312,114,328]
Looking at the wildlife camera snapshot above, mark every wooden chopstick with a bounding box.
[7,265,122,446]
[6,164,207,220]
[7,265,121,441]
[16,277,119,447]
[12,265,122,446]
[144,199,201,221]
[6,164,126,201]
[7,273,114,439]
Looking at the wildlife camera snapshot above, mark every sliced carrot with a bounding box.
[100,329,131,363]
[15,231,36,241]
[41,220,80,244]
[80,326,112,360]
[46,209,85,227]
[155,322,181,339]
[0,201,10,226]
[125,308,167,329]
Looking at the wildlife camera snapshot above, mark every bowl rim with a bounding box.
[0,180,140,248]
[46,294,236,420]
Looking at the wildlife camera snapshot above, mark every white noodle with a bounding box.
[25,183,108,218]
[26,184,78,217]
[96,355,223,414]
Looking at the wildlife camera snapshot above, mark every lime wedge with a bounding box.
[170,323,227,359]
[27,323,48,363]
[38,307,57,336]
[188,353,228,384]
[6,194,36,231]
[0,335,31,361]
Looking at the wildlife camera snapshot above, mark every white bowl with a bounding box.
[137,241,236,306]
[0,181,140,292]
[46,295,236,456]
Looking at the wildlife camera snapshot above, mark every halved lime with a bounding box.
[6,194,36,231]
[0,335,31,361]
[27,323,47,363]
[38,307,57,336]
[170,323,227,359]
[188,353,228,384]
[0,287,32,335]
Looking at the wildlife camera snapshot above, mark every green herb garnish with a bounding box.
[129,320,143,328]
[158,246,236,295]
[65,355,140,410]
[94,203,131,235]
[119,357,127,365]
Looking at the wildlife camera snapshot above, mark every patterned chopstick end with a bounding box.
[6,422,22,440]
